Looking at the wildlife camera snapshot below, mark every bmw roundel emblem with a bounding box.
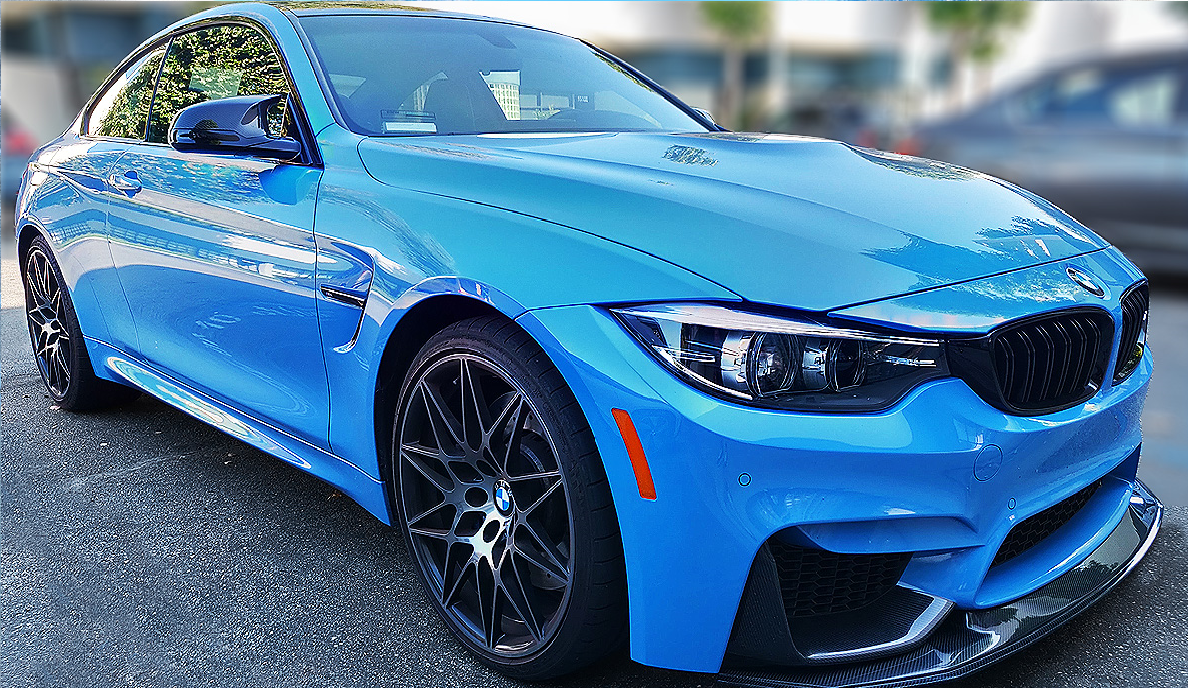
[493,480,514,515]
[1067,266,1106,298]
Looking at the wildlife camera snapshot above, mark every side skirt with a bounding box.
[84,336,391,524]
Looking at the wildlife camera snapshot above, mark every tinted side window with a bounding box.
[148,24,291,144]
[87,46,166,139]
[1014,65,1182,127]
[1108,69,1180,126]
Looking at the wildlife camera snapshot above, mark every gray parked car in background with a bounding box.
[908,49,1187,277]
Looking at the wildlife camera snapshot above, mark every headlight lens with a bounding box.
[612,303,949,411]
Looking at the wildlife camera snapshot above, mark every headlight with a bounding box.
[612,303,948,411]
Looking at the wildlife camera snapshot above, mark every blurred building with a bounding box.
[1,2,207,142]
[415,1,1188,142]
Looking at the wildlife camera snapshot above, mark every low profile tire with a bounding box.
[22,236,139,411]
[392,316,627,680]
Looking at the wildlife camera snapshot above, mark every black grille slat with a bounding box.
[1084,317,1102,386]
[992,480,1102,567]
[768,541,911,618]
[1067,318,1089,399]
[1034,324,1055,401]
[1051,319,1073,398]
[987,310,1112,413]
[1019,330,1037,403]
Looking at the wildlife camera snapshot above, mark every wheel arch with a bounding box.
[16,219,48,265]
[372,292,507,515]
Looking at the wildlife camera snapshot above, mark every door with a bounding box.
[105,22,330,448]
[38,41,170,355]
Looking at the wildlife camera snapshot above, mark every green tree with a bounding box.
[700,1,771,129]
[925,1,1030,106]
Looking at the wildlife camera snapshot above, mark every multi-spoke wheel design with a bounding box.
[21,237,139,411]
[394,317,627,679]
[398,353,573,655]
[25,245,73,398]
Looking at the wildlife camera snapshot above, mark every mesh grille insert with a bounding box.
[992,480,1102,568]
[768,541,911,618]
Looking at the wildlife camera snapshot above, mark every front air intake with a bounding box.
[992,479,1102,568]
[767,541,911,618]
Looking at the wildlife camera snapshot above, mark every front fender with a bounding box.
[313,125,736,502]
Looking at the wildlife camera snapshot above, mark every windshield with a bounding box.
[299,14,709,136]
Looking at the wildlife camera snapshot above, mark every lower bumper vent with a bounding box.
[769,540,911,618]
[725,540,945,669]
[992,479,1102,568]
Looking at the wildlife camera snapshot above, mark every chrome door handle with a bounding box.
[107,171,141,192]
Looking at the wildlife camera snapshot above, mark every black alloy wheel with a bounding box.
[393,317,626,680]
[21,236,139,410]
[24,243,72,398]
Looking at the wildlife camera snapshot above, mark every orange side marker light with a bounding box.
[611,408,656,501]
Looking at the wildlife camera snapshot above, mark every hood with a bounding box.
[358,132,1108,311]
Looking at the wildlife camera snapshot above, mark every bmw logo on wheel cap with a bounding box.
[493,480,514,515]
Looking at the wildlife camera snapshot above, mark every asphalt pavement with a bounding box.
[3,242,1187,688]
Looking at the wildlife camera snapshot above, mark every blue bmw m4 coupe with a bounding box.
[15,3,1160,685]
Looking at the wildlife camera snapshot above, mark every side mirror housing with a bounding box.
[169,94,301,161]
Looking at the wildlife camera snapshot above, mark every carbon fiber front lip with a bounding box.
[717,479,1162,688]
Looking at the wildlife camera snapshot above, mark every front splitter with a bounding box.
[717,479,1162,688]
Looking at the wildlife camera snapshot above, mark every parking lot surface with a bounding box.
[3,248,1187,688]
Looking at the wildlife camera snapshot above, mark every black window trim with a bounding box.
[80,38,171,144]
[82,16,323,167]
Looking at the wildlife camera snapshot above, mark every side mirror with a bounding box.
[169,94,301,161]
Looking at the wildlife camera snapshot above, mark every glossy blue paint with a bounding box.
[86,337,387,517]
[15,1,1156,677]
[517,303,1149,671]
[19,140,140,352]
[106,143,330,448]
[357,134,1107,311]
[834,247,1145,334]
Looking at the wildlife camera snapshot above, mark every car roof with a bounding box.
[267,1,533,27]
[1062,47,1188,72]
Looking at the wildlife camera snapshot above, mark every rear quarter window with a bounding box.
[87,45,166,140]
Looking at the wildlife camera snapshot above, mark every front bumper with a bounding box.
[718,479,1161,687]
[516,296,1152,674]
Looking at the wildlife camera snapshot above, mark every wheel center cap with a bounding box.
[493,479,514,515]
